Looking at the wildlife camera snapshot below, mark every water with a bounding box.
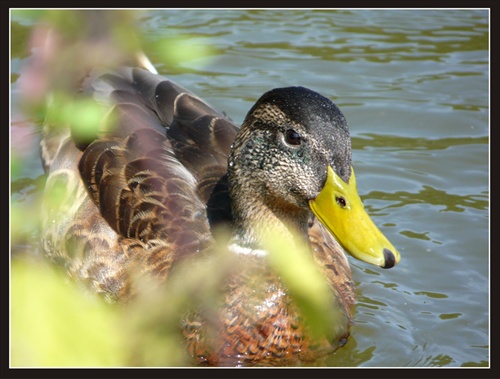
[10,9,489,367]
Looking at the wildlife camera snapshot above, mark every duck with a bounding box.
[38,63,401,366]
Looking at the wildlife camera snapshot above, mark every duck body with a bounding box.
[40,66,398,366]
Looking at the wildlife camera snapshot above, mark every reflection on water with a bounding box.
[353,135,489,150]
[366,186,489,212]
[10,9,489,367]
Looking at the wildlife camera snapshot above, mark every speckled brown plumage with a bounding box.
[40,67,356,366]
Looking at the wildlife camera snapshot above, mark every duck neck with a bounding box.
[227,173,311,251]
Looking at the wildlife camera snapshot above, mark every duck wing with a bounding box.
[77,68,221,255]
[40,68,239,300]
[86,68,239,198]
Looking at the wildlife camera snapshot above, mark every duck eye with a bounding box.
[336,196,347,208]
[285,129,301,146]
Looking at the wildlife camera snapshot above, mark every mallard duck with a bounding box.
[39,65,400,366]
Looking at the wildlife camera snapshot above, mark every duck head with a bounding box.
[228,86,400,269]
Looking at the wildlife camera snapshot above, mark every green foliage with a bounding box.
[147,35,217,69]
[262,230,343,340]
[10,153,21,182]
[45,94,107,143]
[11,260,127,367]
[10,10,220,367]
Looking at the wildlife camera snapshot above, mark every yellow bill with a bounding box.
[309,166,400,268]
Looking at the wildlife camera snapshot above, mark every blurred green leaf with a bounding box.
[11,260,127,367]
[261,227,343,339]
[10,153,21,180]
[45,94,107,143]
[148,35,217,68]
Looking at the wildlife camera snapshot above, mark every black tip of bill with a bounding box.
[381,248,397,269]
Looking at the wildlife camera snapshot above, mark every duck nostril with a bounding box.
[381,248,396,269]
